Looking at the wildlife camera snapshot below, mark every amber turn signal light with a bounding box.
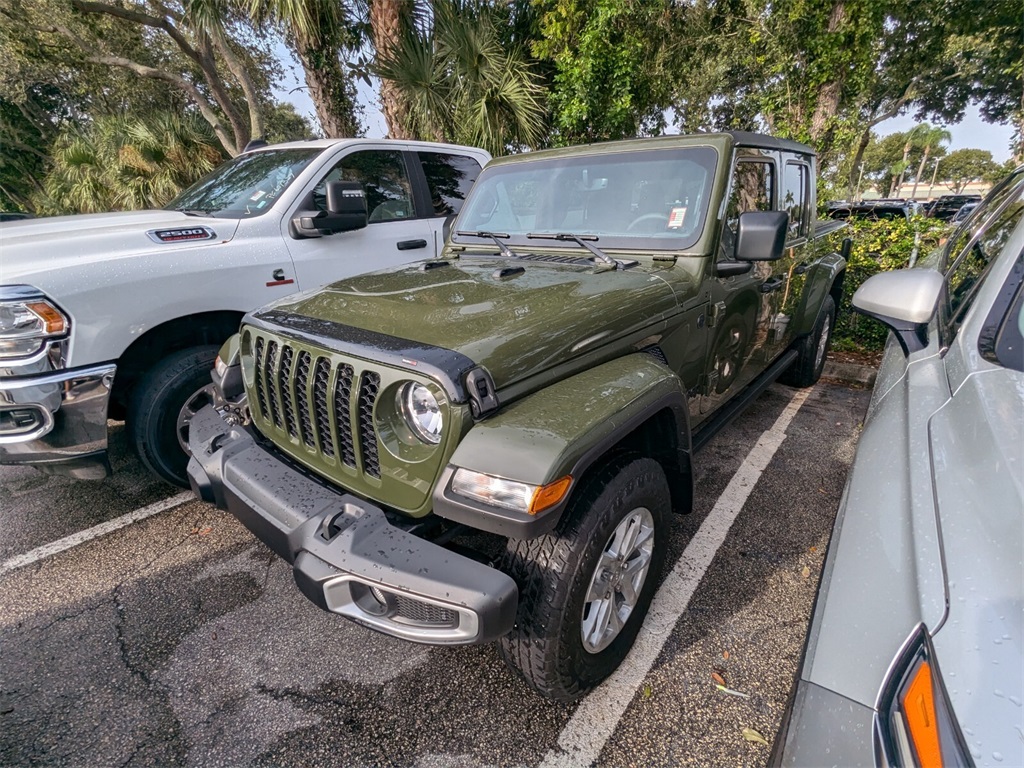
[26,302,67,334]
[528,475,573,515]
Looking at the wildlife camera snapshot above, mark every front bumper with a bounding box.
[187,405,518,645]
[0,363,116,479]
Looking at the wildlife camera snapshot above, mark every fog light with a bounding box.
[350,581,390,616]
[0,406,47,437]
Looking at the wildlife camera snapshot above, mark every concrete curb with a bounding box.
[822,360,877,387]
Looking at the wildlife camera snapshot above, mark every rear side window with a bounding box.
[782,163,809,238]
[418,152,483,217]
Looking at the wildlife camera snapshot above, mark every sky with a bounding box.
[275,52,1016,163]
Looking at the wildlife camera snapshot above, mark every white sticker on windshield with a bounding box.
[668,207,687,229]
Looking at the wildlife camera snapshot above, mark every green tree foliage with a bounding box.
[939,148,1002,195]
[530,0,672,146]
[373,0,546,155]
[38,113,224,214]
[833,216,950,350]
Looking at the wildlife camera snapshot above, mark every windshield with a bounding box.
[167,148,322,218]
[454,147,718,251]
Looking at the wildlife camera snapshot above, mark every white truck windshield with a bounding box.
[168,148,322,218]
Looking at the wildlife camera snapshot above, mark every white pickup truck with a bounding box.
[0,138,490,486]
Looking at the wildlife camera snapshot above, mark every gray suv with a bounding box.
[773,167,1024,766]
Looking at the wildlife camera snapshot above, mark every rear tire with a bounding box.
[128,345,219,487]
[780,295,835,388]
[498,456,670,702]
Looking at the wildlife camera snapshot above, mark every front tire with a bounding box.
[128,345,219,486]
[780,295,835,388]
[499,457,670,701]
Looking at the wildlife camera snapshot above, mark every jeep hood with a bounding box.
[0,210,239,282]
[255,256,691,389]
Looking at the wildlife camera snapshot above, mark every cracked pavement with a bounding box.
[0,381,870,766]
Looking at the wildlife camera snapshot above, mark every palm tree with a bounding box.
[373,0,547,154]
[247,0,362,137]
[910,125,951,199]
[40,113,223,213]
[368,0,416,139]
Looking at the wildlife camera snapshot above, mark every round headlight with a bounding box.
[399,382,443,444]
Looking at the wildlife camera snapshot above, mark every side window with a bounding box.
[726,161,774,228]
[944,199,1024,339]
[723,161,774,257]
[312,150,414,223]
[944,168,1024,267]
[782,163,808,239]
[418,152,482,217]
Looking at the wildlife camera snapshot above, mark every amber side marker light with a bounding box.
[902,659,943,767]
[26,302,67,334]
[529,475,573,515]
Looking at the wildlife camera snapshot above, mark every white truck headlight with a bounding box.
[0,289,69,359]
[398,382,443,444]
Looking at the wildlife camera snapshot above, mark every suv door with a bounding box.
[284,147,434,290]
[701,153,778,414]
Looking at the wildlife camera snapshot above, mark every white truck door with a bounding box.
[283,147,434,290]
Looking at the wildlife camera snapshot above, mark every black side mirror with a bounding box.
[735,211,789,261]
[289,181,368,239]
[325,181,368,230]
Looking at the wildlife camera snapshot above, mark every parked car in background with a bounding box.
[950,200,979,223]
[827,199,912,221]
[0,139,490,486]
[773,166,1024,766]
[928,193,983,221]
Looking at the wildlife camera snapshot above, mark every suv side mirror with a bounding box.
[290,181,368,239]
[735,211,789,261]
[852,269,943,356]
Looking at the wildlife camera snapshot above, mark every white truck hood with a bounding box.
[0,210,241,282]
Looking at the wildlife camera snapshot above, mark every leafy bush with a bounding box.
[833,216,951,351]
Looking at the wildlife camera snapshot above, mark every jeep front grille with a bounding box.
[250,332,382,479]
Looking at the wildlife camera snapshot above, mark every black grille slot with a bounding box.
[295,351,314,447]
[357,372,381,478]
[266,341,282,428]
[280,346,297,437]
[335,364,356,468]
[313,358,334,458]
[254,337,269,421]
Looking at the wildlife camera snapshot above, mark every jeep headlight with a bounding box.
[0,287,69,359]
[398,382,443,444]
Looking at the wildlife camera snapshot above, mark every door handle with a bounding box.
[397,239,428,251]
[793,261,810,275]
[760,277,785,293]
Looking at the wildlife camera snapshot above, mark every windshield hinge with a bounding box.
[708,301,726,328]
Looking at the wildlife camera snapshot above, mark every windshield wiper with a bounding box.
[175,208,215,218]
[526,232,618,268]
[456,230,518,258]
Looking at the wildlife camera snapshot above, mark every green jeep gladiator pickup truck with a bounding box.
[187,131,848,701]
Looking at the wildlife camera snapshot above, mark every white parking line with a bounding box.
[541,388,812,768]
[0,491,193,578]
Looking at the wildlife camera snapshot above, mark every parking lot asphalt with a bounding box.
[0,379,871,767]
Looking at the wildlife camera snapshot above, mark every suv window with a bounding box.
[418,152,482,217]
[945,168,1024,265]
[313,150,414,223]
[782,163,808,239]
